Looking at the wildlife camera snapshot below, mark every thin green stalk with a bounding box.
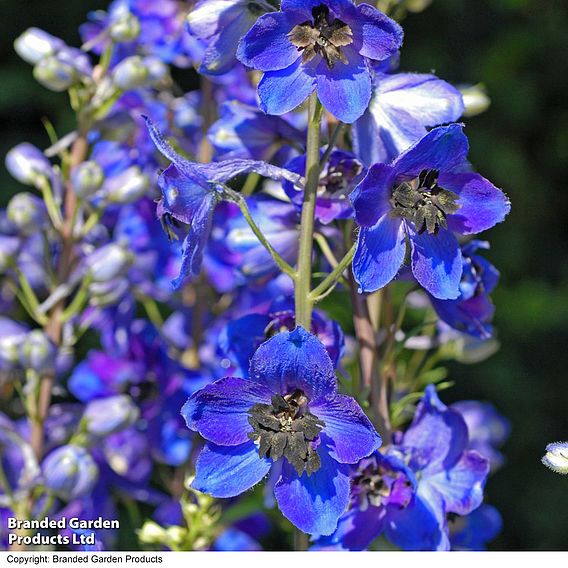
[294,93,322,329]
[320,122,345,168]
[314,233,339,268]
[310,244,355,302]
[38,178,63,229]
[241,172,260,197]
[294,528,309,551]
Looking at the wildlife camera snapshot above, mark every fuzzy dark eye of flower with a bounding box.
[288,5,353,68]
[390,169,461,235]
[319,157,362,197]
[352,460,413,511]
[248,390,325,476]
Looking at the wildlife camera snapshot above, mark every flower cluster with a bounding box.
[1,0,518,553]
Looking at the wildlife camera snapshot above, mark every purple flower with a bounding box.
[145,117,301,289]
[351,124,511,299]
[283,149,362,223]
[182,327,381,536]
[430,240,500,339]
[353,72,464,165]
[237,0,403,123]
[316,386,489,550]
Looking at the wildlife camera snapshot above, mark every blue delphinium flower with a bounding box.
[315,386,489,550]
[237,0,403,123]
[187,1,277,75]
[351,124,511,299]
[429,240,500,339]
[145,117,302,289]
[182,327,381,536]
[353,72,464,165]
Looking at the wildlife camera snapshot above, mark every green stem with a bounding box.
[320,122,345,168]
[294,528,309,551]
[294,93,322,329]
[38,178,63,229]
[241,172,260,197]
[309,244,355,302]
[227,190,296,279]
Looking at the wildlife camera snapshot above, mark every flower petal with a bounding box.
[409,225,462,300]
[440,172,511,235]
[350,163,396,227]
[237,12,301,71]
[171,194,218,289]
[393,124,469,179]
[258,58,316,116]
[355,3,403,61]
[220,314,271,374]
[378,73,464,128]
[273,440,350,536]
[311,394,381,463]
[193,441,271,498]
[158,164,212,224]
[353,215,406,293]
[384,493,449,551]
[316,47,371,124]
[403,385,469,474]
[249,327,337,401]
[181,376,273,446]
[315,505,386,551]
[425,450,489,516]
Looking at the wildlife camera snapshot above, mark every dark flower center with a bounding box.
[390,169,461,235]
[352,461,413,511]
[319,156,362,198]
[288,5,353,68]
[248,389,325,476]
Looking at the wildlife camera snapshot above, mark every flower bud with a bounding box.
[542,442,568,475]
[20,330,56,374]
[71,161,104,198]
[144,56,169,85]
[0,318,28,371]
[42,445,98,499]
[33,54,78,92]
[106,166,150,204]
[86,243,132,283]
[112,56,150,90]
[109,12,141,43]
[460,84,491,118]
[138,522,167,545]
[83,395,139,437]
[6,192,47,235]
[14,27,64,65]
[6,143,51,186]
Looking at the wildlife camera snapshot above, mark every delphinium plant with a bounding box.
[0,0,513,552]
